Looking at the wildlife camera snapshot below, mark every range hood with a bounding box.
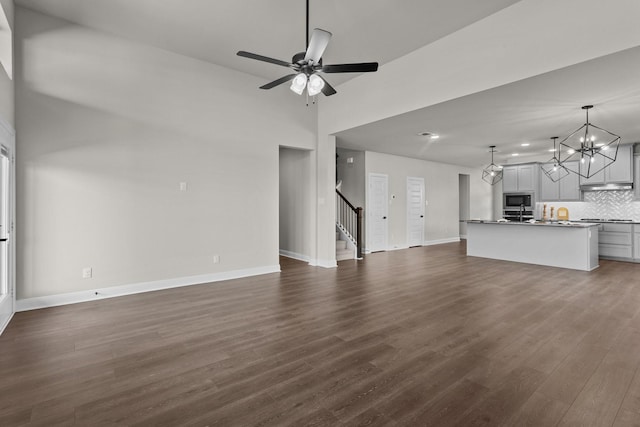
[580,183,633,191]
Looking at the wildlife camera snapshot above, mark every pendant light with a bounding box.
[558,105,621,179]
[540,137,570,182]
[482,146,503,185]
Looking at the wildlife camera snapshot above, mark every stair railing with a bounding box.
[336,190,363,259]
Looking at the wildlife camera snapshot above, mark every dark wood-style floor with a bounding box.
[2,242,640,426]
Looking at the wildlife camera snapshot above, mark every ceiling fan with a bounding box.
[236,0,378,97]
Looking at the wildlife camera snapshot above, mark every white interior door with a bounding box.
[367,173,388,252]
[0,144,13,334]
[407,177,425,247]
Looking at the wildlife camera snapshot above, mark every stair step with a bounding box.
[336,240,347,250]
[336,248,353,261]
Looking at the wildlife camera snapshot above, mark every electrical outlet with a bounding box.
[179,182,188,191]
[82,267,92,279]
[213,255,220,264]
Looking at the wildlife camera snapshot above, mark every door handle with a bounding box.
[383,216,387,219]
[420,215,424,218]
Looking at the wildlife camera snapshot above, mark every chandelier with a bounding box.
[558,105,621,179]
[540,137,570,182]
[482,146,503,185]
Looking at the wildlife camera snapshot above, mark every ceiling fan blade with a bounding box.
[259,74,298,90]
[322,62,379,73]
[317,75,337,96]
[237,51,292,68]
[304,28,332,64]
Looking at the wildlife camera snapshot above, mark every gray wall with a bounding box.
[15,8,316,299]
[0,0,13,127]
[336,147,365,210]
[279,147,312,261]
[365,151,493,250]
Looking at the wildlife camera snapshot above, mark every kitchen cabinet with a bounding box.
[540,161,580,201]
[634,155,640,200]
[502,164,537,193]
[540,168,559,200]
[580,144,633,185]
[599,223,633,259]
[634,225,640,260]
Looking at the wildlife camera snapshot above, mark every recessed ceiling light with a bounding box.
[512,153,519,156]
[417,132,439,139]
[548,148,556,152]
[521,143,530,147]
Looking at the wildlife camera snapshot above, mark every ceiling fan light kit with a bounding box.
[482,146,503,185]
[540,136,570,182]
[236,0,378,100]
[558,105,621,179]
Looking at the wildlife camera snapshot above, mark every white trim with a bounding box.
[389,245,410,251]
[424,237,461,246]
[0,115,14,336]
[279,249,310,262]
[308,259,338,268]
[16,265,280,312]
[0,311,13,335]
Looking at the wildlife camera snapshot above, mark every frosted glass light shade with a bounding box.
[307,74,324,96]
[290,74,307,95]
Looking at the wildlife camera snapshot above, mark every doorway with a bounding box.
[406,177,425,247]
[0,137,13,334]
[459,174,470,239]
[279,147,312,263]
[367,173,388,252]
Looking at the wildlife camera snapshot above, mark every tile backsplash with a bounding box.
[539,190,640,221]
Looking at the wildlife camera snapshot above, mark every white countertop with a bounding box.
[467,220,599,228]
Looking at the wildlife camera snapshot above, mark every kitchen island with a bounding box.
[466,220,600,271]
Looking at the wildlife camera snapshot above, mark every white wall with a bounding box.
[15,8,316,300]
[365,151,493,250]
[0,0,13,127]
[279,147,312,261]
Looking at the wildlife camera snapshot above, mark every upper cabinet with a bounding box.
[540,161,581,201]
[580,144,633,185]
[634,154,640,200]
[502,164,537,193]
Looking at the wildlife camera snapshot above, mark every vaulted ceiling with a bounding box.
[15,0,640,167]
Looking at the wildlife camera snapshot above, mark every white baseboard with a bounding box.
[309,259,337,268]
[16,264,281,312]
[424,237,461,246]
[279,249,311,263]
[0,312,14,336]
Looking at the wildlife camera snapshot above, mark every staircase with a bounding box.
[336,190,363,261]
[336,230,353,261]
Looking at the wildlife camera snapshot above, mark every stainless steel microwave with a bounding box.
[504,193,533,209]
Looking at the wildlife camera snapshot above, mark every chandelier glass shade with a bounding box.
[482,146,503,185]
[540,137,570,182]
[558,105,621,179]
